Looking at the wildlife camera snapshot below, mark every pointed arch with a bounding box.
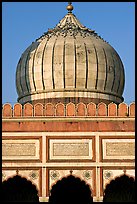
[49,174,93,203]
[2,175,39,202]
[103,174,135,202]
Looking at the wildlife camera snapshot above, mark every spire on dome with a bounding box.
[66,2,73,13]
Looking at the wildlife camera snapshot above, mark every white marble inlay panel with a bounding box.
[102,139,135,160]
[49,139,93,160]
[2,139,40,160]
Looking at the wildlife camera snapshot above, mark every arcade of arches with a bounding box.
[2,173,135,202]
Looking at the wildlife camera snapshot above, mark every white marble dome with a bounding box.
[16,5,125,104]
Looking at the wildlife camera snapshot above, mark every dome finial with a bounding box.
[66,2,73,13]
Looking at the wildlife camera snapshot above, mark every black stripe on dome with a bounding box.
[74,39,77,88]
[117,55,124,94]
[102,48,108,91]
[84,42,88,89]
[41,39,48,90]
[16,58,23,95]
[93,45,98,90]
[52,40,57,89]
[115,53,121,94]
[20,46,32,94]
[110,52,116,92]
[32,44,39,92]
[25,46,33,93]
[63,39,66,89]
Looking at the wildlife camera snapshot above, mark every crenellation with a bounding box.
[66,102,76,116]
[23,103,33,117]
[87,102,97,116]
[2,102,135,118]
[2,103,13,118]
[34,103,44,117]
[55,103,65,116]
[44,103,55,116]
[13,103,22,117]
[129,102,135,117]
[76,102,86,116]
[97,102,107,116]
[108,102,117,116]
[118,102,129,117]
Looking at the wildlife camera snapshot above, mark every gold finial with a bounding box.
[67,2,73,13]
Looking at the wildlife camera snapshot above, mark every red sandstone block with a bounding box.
[108,103,117,116]
[97,102,107,116]
[13,103,22,117]
[76,103,86,116]
[44,103,55,116]
[34,103,44,116]
[2,103,12,117]
[87,103,96,116]
[2,120,135,132]
[55,103,65,116]
[66,102,75,116]
[129,102,135,116]
[23,103,33,117]
[118,103,128,116]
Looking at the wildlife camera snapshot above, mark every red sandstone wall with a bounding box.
[2,102,135,118]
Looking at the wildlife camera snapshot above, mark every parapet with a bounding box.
[2,102,135,118]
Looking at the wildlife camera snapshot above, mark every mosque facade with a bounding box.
[2,3,135,202]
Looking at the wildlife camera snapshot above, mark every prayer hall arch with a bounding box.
[48,174,93,203]
[103,174,135,202]
[2,174,39,202]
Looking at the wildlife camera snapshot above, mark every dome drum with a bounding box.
[18,90,123,105]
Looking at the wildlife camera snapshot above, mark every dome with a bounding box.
[16,3,125,105]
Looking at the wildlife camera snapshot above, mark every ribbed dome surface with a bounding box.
[16,8,125,104]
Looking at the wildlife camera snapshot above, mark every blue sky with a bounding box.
[2,2,135,105]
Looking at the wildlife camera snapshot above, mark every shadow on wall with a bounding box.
[2,175,39,202]
[103,174,135,202]
[48,174,93,204]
